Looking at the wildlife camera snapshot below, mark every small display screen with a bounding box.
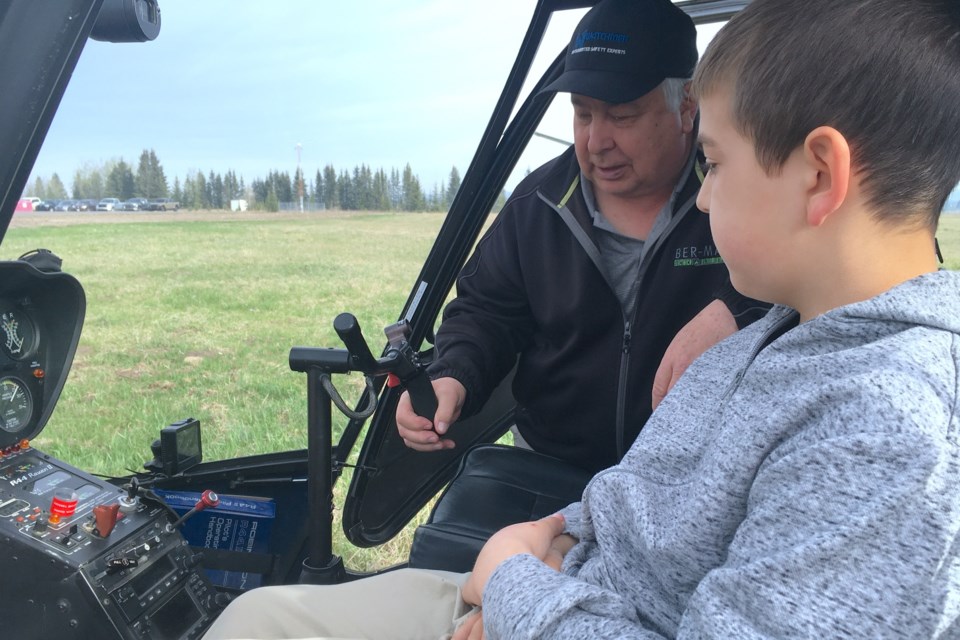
[161,419,202,475]
[150,589,203,639]
[28,470,71,496]
[128,555,174,596]
[76,483,101,500]
[176,423,200,461]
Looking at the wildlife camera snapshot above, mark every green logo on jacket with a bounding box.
[674,244,724,267]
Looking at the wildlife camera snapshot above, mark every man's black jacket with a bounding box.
[429,146,767,473]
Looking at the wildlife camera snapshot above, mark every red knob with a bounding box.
[197,489,220,510]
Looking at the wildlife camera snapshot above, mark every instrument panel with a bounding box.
[0,259,85,447]
[1,304,42,435]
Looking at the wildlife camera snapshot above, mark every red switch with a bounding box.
[93,503,121,537]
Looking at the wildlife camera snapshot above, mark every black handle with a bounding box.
[404,371,438,422]
[333,313,378,372]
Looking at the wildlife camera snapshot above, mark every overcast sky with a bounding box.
[30,1,591,196]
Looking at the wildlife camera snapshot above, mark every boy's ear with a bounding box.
[803,126,851,227]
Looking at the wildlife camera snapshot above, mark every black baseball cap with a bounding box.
[541,0,698,104]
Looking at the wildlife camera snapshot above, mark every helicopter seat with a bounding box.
[407,443,591,573]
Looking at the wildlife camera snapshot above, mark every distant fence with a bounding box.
[278,201,326,212]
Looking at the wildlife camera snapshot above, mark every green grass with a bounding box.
[3,211,447,570]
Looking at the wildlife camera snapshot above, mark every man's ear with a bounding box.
[803,126,851,227]
[680,81,698,133]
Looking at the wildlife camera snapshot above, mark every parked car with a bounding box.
[146,197,179,211]
[76,199,98,211]
[120,197,150,211]
[96,197,121,211]
[34,199,59,211]
[55,199,79,211]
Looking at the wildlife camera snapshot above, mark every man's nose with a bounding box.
[586,118,615,155]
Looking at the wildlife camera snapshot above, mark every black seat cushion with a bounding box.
[408,444,592,572]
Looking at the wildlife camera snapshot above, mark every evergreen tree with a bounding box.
[135,149,168,198]
[323,164,338,209]
[73,166,104,200]
[313,169,324,207]
[135,150,151,197]
[372,168,390,211]
[389,167,402,209]
[338,169,356,210]
[223,170,240,206]
[445,166,462,208]
[149,149,169,197]
[71,170,83,199]
[250,178,266,205]
[182,175,197,209]
[106,160,135,199]
[401,163,426,212]
[264,170,290,204]
[212,171,225,209]
[265,185,279,212]
[354,164,375,210]
[194,171,208,209]
[172,176,183,205]
[31,177,46,199]
[47,173,67,200]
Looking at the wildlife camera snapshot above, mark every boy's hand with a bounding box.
[545,533,577,571]
[461,514,568,605]
[452,611,485,640]
[395,377,466,451]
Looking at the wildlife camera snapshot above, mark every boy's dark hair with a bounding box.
[693,0,960,229]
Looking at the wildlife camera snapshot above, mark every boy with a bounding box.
[205,0,960,637]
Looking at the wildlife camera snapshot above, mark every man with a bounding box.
[397,0,766,473]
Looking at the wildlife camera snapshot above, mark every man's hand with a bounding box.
[652,299,737,409]
[395,377,466,451]
[461,514,568,606]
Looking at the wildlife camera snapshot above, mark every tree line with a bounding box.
[27,148,506,213]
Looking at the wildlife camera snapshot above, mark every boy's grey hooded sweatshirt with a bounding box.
[483,270,960,639]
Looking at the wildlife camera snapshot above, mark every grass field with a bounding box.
[4,210,960,570]
[4,210,449,570]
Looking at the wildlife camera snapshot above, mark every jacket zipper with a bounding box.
[544,187,700,464]
[615,321,632,460]
[614,192,701,460]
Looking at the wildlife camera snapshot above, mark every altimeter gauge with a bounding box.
[0,378,33,433]
[0,309,38,361]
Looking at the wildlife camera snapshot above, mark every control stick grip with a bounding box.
[405,372,439,422]
[333,313,378,372]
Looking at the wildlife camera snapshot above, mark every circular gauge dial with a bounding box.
[0,378,33,433]
[0,309,38,361]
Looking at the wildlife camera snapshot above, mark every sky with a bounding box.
[30,1,590,197]
[26,1,960,206]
